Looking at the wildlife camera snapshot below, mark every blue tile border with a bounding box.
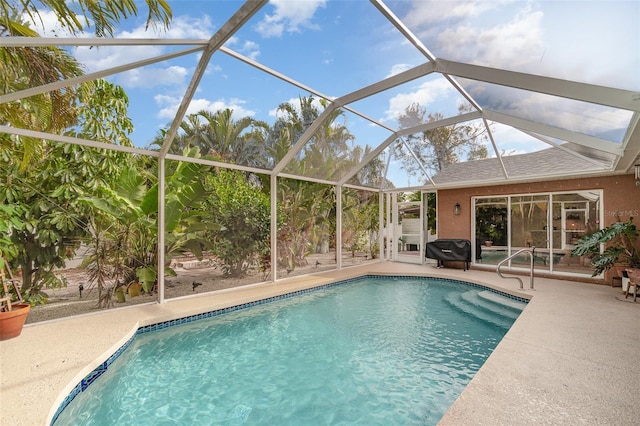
[50,274,527,424]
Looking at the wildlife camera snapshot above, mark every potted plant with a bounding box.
[570,217,640,280]
[1,258,31,340]
[0,205,30,340]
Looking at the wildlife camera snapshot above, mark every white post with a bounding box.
[379,191,384,261]
[157,157,165,304]
[336,185,342,269]
[271,175,277,282]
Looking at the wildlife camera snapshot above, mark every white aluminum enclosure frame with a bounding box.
[2,0,640,302]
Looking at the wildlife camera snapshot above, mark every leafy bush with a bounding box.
[204,170,271,276]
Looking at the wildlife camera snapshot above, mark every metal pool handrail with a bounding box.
[497,247,535,290]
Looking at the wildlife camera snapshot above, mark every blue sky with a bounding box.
[28,0,639,184]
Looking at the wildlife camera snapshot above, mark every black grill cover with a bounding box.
[426,239,472,262]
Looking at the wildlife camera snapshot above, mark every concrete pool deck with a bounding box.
[1,262,639,425]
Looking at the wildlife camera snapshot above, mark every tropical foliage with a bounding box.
[203,169,271,277]
[1,1,485,313]
[1,0,173,305]
[80,151,214,306]
[0,139,121,304]
[342,189,380,258]
[1,0,171,165]
[1,0,172,38]
[571,217,640,277]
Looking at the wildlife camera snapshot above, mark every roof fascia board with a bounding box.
[159,0,268,158]
[435,58,640,112]
[0,46,204,104]
[484,110,624,156]
[428,169,632,191]
[389,168,627,193]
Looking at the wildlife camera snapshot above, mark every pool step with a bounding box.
[445,290,525,329]
[475,290,526,314]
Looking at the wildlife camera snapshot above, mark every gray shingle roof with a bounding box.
[431,147,600,185]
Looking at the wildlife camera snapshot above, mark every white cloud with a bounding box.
[146,15,213,39]
[241,40,261,60]
[154,95,256,121]
[438,7,544,68]
[119,66,188,88]
[404,0,512,26]
[402,1,544,69]
[224,36,260,59]
[26,9,212,39]
[465,80,632,139]
[69,15,213,85]
[25,9,83,37]
[382,78,454,123]
[73,44,165,73]
[386,64,411,78]
[255,0,327,37]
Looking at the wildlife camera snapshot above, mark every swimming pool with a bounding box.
[52,275,527,425]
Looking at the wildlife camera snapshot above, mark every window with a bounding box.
[473,191,602,277]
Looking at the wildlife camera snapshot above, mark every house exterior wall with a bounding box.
[437,173,639,283]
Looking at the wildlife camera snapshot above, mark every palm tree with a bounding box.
[1,1,172,163]
[0,34,84,166]
[195,109,256,164]
[271,95,354,180]
[167,109,268,168]
[1,0,171,38]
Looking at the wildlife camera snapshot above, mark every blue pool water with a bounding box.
[53,276,526,425]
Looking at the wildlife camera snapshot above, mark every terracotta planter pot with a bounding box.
[0,303,30,341]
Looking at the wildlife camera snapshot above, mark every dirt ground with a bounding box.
[25,252,378,324]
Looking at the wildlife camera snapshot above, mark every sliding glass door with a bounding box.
[551,192,600,274]
[475,197,508,265]
[474,190,602,277]
[510,195,549,271]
